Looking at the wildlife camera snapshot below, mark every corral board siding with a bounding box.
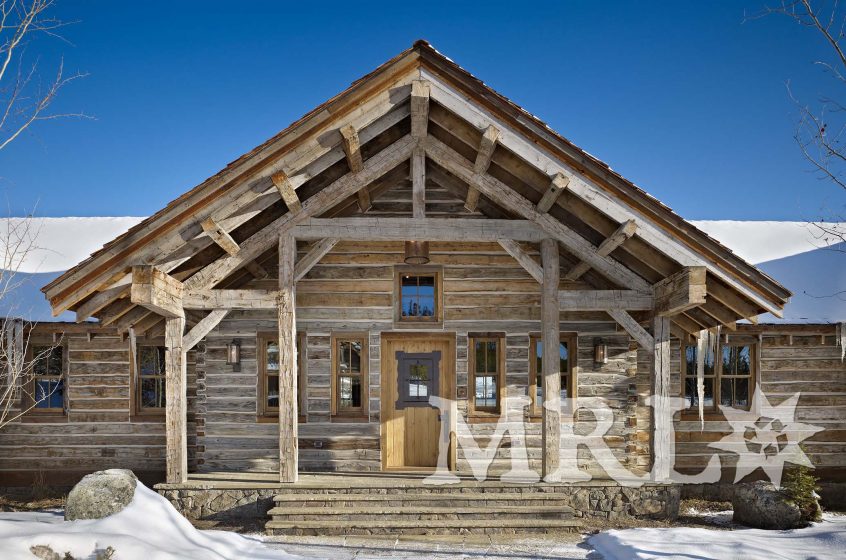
[0,334,198,485]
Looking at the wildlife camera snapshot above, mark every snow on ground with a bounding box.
[0,482,300,560]
[588,513,846,560]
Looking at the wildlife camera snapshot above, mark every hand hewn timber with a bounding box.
[130,266,184,319]
[540,238,561,481]
[183,289,278,309]
[651,315,672,482]
[607,309,655,351]
[200,217,241,256]
[423,135,651,292]
[412,146,426,218]
[653,266,707,316]
[536,173,570,213]
[293,217,547,241]
[184,134,417,290]
[243,261,270,280]
[558,290,654,311]
[182,309,228,350]
[465,125,500,212]
[278,232,298,483]
[422,68,786,317]
[165,315,187,483]
[705,277,761,320]
[339,125,372,212]
[75,284,130,322]
[410,79,430,139]
[564,219,637,282]
[271,171,302,214]
[497,239,543,283]
[294,238,340,282]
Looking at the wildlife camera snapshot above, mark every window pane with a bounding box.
[339,375,361,409]
[266,342,279,371]
[558,341,568,374]
[474,341,486,373]
[400,275,436,318]
[475,375,497,408]
[139,346,165,376]
[33,346,63,376]
[686,377,714,408]
[735,377,749,408]
[267,375,279,408]
[34,379,63,409]
[409,363,429,399]
[723,345,751,376]
[141,377,166,408]
[338,340,362,374]
[720,377,733,407]
[686,345,715,377]
[486,341,497,373]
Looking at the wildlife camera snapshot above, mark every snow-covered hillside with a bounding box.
[0,218,843,323]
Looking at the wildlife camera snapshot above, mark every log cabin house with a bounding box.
[1,41,844,534]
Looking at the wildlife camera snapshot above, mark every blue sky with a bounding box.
[0,0,844,221]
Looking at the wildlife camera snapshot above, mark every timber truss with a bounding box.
[40,41,790,483]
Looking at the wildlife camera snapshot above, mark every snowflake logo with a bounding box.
[708,391,823,486]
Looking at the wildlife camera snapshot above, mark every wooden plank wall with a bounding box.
[0,333,197,485]
[665,333,846,481]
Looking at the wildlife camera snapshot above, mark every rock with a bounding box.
[732,481,802,530]
[65,469,138,521]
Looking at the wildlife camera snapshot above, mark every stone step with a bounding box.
[269,504,575,521]
[272,491,577,507]
[265,518,583,536]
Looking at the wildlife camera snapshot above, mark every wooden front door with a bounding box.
[381,333,455,469]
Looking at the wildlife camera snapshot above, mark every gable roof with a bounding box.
[40,41,792,331]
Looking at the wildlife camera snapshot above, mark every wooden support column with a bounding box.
[164,315,187,484]
[410,79,430,139]
[540,238,561,481]
[651,315,672,482]
[412,146,426,218]
[278,231,298,483]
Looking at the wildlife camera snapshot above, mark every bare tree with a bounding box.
[0,0,86,151]
[753,0,846,249]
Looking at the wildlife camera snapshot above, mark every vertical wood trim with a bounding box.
[540,238,561,480]
[412,147,426,218]
[164,315,187,484]
[278,232,298,483]
[652,315,671,482]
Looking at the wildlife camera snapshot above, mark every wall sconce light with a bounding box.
[594,339,608,364]
[227,339,242,372]
[404,241,430,265]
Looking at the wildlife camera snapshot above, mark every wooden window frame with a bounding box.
[529,332,577,417]
[23,340,67,420]
[467,333,505,417]
[681,340,758,416]
[131,338,166,419]
[393,265,443,327]
[257,331,307,423]
[330,332,369,420]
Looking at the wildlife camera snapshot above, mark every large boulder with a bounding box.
[65,469,138,521]
[732,480,802,529]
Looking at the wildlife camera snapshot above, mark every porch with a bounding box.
[155,471,680,534]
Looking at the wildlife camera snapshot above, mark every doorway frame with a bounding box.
[379,331,457,472]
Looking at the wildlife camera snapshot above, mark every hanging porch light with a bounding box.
[404,241,430,265]
[227,339,242,372]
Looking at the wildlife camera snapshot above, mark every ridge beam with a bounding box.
[498,239,543,283]
[536,172,570,213]
[465,125,500,212]
[564,219,637,282]
[410,79,430,140]
[272,171,303,214]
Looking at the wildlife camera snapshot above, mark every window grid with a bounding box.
[137,346,166,411]
[30,345,64,413]
[333,334,368,417]
[682,342,755,412]
[470,337,501,413]
[530,335,573,416]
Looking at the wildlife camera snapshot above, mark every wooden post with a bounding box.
[540,238,561,480]
[278,232,298,483]
[164,315,187,484]
[652,315,672,482]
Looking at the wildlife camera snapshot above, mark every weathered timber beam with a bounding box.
[165,315,187,483]
[130,265,184,319]
[294,238,340,282]
[465,125,500,212]
[497,239,542,283]
[559,290,654,311]
[705,277,761,321]
[278,231,298,483]
[339,124,371,212]
[184,134,417,290]
[293,217,547,241]
[651,315,671,482]
[423,136,651,292]
[183,309,228,350]
[564,219,637,282]
[536,172,570,213]
[244,261,270,280]
[200,217,240,256]
[75,284,129,323]
[412,146,425,218]
[653,266,707,317]
[540,238,561,481]
[410,79,430,140]
[182,289,278,309]
[607,309,654,351]
[271,171,302,214]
